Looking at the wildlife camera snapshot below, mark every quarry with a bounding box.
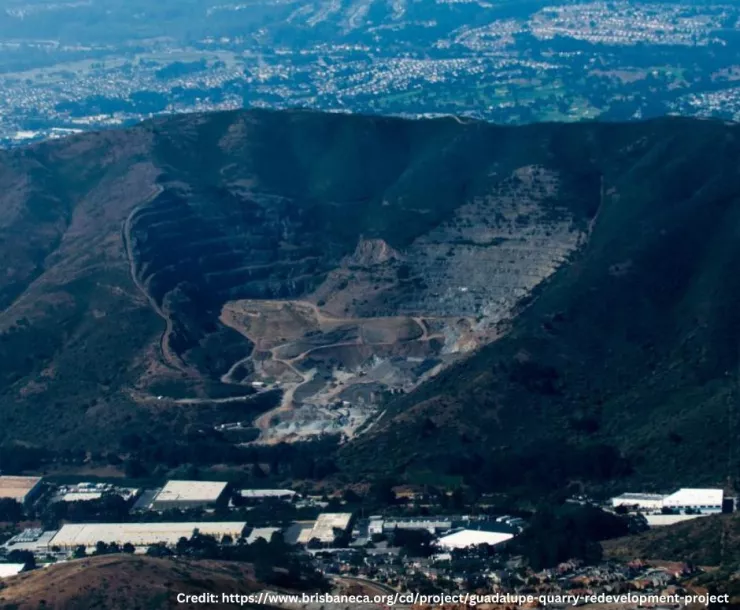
[215,166,588,444]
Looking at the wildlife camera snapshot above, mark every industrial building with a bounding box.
[383,517,453,533]
[245,527,281,544]
[368,517,384,536]
[239,489,297,501]
[3,528,57,554]
[149,480,228,511]
[52,482,139,504]
[303,513,353,544]
[0,564,25,579]
[288,522,318,545]
[611,493,666,511]
[48,522,247,550]
[645,514,712,527]
[661,488,723,514]
[0,475,43,505]
[610,488,724,515]
[436,529,514,550]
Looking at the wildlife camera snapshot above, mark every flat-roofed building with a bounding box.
[436,530,514,550]
[3,528,57,553]
[368,518,384,536]
[246,527,281,544]
[304,513,353,544]
[240,489,297,501]
[645,514,712,527]
[383,517,454,533]
[610,493,666,511]
[662,488,723,514]
[48,522,246,550]
[0,476,43,505]
[52,483,139,504]
[0,564,25,579]
[284,522,315,545]
[150,480,228,511]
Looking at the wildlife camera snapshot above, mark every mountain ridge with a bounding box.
[0,109,738,492]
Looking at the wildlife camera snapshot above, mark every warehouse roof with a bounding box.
[645,514,712,527]
[61,492,103,503]
[153,480,228,504]
[308,513,353,543]
[613,493,665,502]
[0,564,25,579]
[662,488,723,506]
[48,522,246,548]
[0,476,42,502]
[436,529,514,550]
[240,489,297,499]
[246,527,281,544]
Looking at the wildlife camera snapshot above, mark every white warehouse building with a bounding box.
[48,522,247,550]
[611,493,666,511]
[661,488,723,514]
[436,530,514,550]
[150,480,228,511]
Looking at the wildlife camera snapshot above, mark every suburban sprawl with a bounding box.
[3,0,740,145]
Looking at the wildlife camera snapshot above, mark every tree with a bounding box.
[123,542,135,554]
[94,541,109,555]
[392,528,434,558]
[146,543,172,558]
[0,498,23,522]
[369,480,396,507]
[7,550,35,570]
[124,458,148,478]
[343,489,361,504]
[74,545,87,558]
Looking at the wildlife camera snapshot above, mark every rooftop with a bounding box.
[436,529,514,550]
[662,488,723,506]
[240,489,297,498]
[613,493,666,501]
[246,527,281,544]
[152,480,228,504]
[48,522,246,548]
[308,513,353,543]
[0,476,42,501]
[0,564,25,579]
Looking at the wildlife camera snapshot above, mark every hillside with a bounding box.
[0,555,268,609]
[339,116,740,491]
[0,108,599,453]
[1,109,740,490]
[603,514,740,567]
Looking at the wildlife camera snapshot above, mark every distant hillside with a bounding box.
[0,555,268,609]
[2,109,740,492]
[603,514,740,567]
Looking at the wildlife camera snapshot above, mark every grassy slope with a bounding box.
[0,554,266,610]
[603,514,740,567]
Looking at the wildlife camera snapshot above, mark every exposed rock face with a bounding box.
[345,238,402,267]
[219,165,591,443]
[0,108,610,449]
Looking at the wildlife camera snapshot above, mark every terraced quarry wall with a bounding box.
[0,109,610,450]
[210,164,591,443]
